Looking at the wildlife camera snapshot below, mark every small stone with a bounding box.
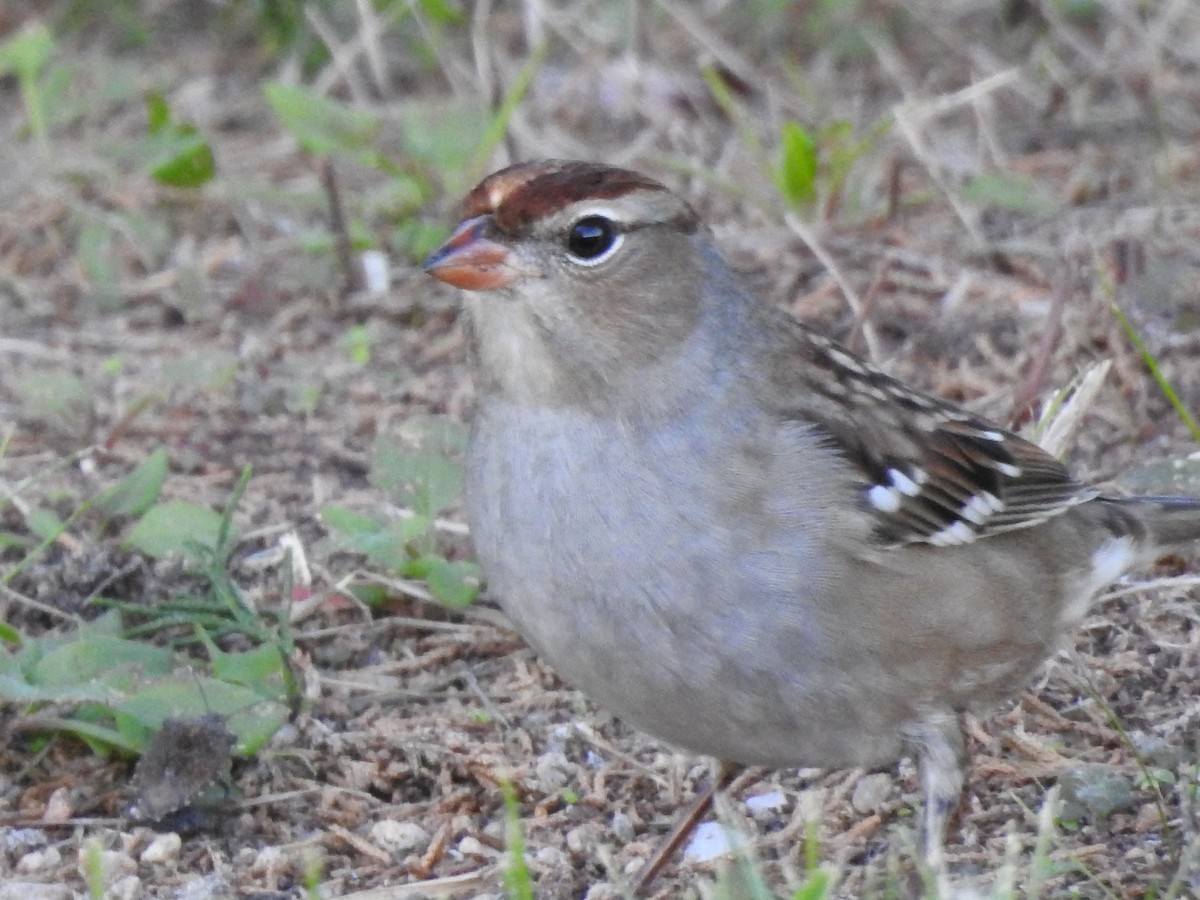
[254,846,284,866]
[370,820,430,855]
[683,821,743,863]
[173,873,234,900]
[42,787,73,823]
[1059,765,1135,822]
[566,824,600,854]
[341,760,375,791]
[851,773,894,814]
[141,832,183,865]
[744,790,787,818]
[533,845,568,869]
[611,810,635,842]
[16,846,61,874]
[268,722,299,748]
[534,751,570,792]
[1134,802,1161,833]
[106,876,142,900]
[582,884,621,900]
[2,829,47,855]
[456,836,495,859]
[481,818,505,841]
[795,787,828,821]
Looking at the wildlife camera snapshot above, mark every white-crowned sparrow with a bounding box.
[423,159,1200,890]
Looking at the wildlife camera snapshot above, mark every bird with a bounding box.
[421,158,1200,893]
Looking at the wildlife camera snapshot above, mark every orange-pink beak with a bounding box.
[423,215,518,291]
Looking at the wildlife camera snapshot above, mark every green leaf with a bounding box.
[423,557,482,608]
[776,121,818,208]
[0,22,52,81]
[225,701,291,755]
[206,644,287,697]
[419,0,465,24]
[78,222,121,309]
[150,130,215,188]
[321,506,425,570]
[369,427,463,513]
[346,581,388,606]
[96,448,169,518]
[321,505,385,537]
[343,323,374,364]
[15,371,92,426]
[116,678,288,755]
[791,870,832,900]
[144,92,216,188]
[162,349,239,391]
[146,91,170,133]
[126,501,227,561]
[116,677,251,725]
[30,634,173,689]
[961,171,1053,214]
[40,717,144,756]
[397,100,490,172]
[0,645,24,678]
[264,81,381,166]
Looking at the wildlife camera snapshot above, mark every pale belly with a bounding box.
[466,403,1082,768]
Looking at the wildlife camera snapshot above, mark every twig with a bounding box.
[321,158,364,296]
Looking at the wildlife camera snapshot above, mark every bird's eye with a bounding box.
[565,215,622,265]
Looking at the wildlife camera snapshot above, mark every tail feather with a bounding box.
[1118,496,1200,550]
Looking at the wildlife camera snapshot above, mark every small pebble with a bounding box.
[795,787,828,821]
[534,751,570,791]
[371,820,430,854]
[533,845,568,869]
[851,773,894,814]
[248,845,287,885]
[582,884,621,900]
[360,250,390,293]
[268,723,299,748]
[683,821,743,863]
[42,787,73,823]
[1134,802,1161,833]
[16,846,61,874]
[611,810,635,842]
[566,823,601,854]
[173,874,234,900]
[106,876,141,900]
[457,836,496,859]
[2,829,47,854]
[141,832,182,865]
[744,790,786,818]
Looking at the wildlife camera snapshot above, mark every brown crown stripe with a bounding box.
[461,160,670,232]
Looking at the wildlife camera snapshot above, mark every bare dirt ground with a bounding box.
[4,2,1200,898]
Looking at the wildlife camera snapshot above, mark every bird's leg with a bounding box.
[908,716,965,898]
[631,760,743,897]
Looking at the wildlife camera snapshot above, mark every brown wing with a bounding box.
[774,324,1095,548]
